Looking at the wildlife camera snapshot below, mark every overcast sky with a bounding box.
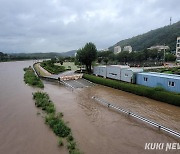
[0,0,179,53]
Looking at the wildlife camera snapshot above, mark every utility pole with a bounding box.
[170,17,172,25]
[164,44,166,65]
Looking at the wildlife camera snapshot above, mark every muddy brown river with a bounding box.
[0,61,179,154]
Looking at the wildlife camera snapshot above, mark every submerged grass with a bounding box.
[32,92,81,154]
[24,66,44,88]
[83,74,180,107]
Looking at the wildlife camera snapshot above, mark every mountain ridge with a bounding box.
[109,21,180,51]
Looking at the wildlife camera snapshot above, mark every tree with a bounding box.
[58,56,64,65]
[165,53,176,62]
[76,42,97,73]
[103,58,109,65]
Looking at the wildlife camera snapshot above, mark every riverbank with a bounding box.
[34,63,52,76]
[40,60,65,74]
[24,66,44,88]
[83,74,180,107]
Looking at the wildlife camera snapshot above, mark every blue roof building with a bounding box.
[136,72,180,93]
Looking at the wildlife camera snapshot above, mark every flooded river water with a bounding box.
[0,61,179,154]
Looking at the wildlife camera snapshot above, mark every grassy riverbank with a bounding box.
[83,74,180,107]
[33,92,81,154]
[24,67,44,88]
[40,60,65,74]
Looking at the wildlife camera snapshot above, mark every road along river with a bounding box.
[0,60,179,154]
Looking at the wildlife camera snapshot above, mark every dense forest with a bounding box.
[109,21,180,51]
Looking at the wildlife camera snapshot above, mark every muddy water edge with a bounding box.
[0,61,67,154]
[0,60,179,154]
[44,81,180,154]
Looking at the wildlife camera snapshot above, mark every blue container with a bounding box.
[136,72,180,93]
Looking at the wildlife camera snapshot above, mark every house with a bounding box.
[123,46,133,53]
[106,65,130,80]
[176,37,180,62]
[121,68,143,83]
[147,45,170,51]
[136,72,180,93]
[114,46,121,54]
[93,66,107,78]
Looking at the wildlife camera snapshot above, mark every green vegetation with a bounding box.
[40,60,65,74]
[58,137,64,146]
[32,92,81,154]
[55,62,78,71]
[0,52,38,62]
[109,21,180,51]
[148,67,180,75]
[33,92,55,114]
[97,49,176,67]
[34,63,51,76]
[83,74,180,106]
[76,42,97,73]
[24,66,44,88]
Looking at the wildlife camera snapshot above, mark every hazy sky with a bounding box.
[0,0,179,53]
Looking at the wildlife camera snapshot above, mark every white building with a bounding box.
[147,45,170,51]
[123,46,132,53]
[114,46,121,54]
[176,37,180,61]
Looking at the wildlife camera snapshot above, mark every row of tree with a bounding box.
[98,49,176,64]
[75,43,176,73]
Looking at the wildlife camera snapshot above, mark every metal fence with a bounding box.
[92,96,180,139]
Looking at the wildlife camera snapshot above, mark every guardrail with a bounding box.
[92,96,180,139]
[60,80,74,91]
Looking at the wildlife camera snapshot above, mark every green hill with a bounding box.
[109,21,180,51]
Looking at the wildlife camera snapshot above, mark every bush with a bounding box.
[83,74,180,106]
[33,92,81,153]
[33,92,55,114]
[67,134,74,142]
[40,60,65,74]
[33,92,70,137]
[24,66,44,88]
[58,138,64,146]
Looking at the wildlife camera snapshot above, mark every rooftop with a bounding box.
[138,72,180,80]
[126,68,144,72]
[108,65,130,68]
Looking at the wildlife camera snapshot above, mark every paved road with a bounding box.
[143,64,180,70]
[50,71,77,79]
[62,78,94,89]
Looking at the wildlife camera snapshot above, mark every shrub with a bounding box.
[58,138,64,146]
[33,92,81,154]
[24,67,44,88]
[83,74,180,107]
[33,92,55,114]
[67,141,76,151]
[67,134,74,142]
[40,60,65,74]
